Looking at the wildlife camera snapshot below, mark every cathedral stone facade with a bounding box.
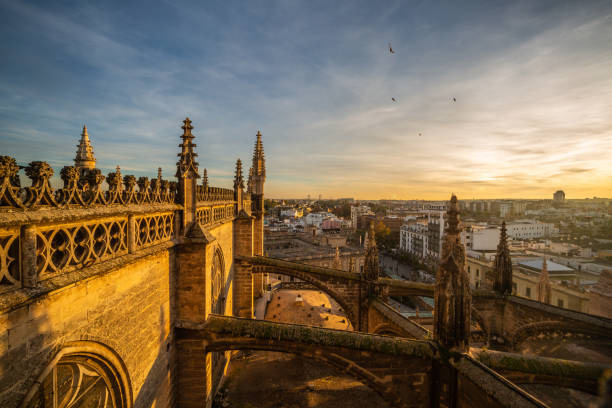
[0,118,263,407]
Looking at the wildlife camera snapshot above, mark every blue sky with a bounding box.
[1,0,611,199]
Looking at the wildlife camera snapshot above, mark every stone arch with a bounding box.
[253,267,358,330]
[204,339,408,407]
[21,340,133,408]
[511,321,607,349]
[371,323,404,337]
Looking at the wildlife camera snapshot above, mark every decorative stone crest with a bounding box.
[24,161,57,207]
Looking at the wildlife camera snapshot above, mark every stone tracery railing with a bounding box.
[35,217,129,277]
[196,185,234,203]
[0,156,177,209]
[0,153,241,293]
[196,204,235,227]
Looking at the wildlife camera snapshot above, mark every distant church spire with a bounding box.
[74,125,96,170]
[537,258,552,304]
[494,221,513,295]
[434,194,471,352]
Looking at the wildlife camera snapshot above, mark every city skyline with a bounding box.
[1,0,612,200]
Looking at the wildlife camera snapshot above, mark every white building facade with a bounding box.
[399,222,429,259]
[506,220,556,239]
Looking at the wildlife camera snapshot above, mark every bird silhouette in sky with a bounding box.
[391,97,397,102]
[389,43,395,54]
[418,133,422,137]
[453,97,456,102]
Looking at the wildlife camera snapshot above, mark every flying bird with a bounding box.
[453,97,456,102]
[418,133,422,137]
[391,97,397,102]
[389,43,395,54]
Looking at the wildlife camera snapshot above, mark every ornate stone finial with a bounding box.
[202,168,208,188]
[234,159,245,190]
[106,166,123,192]
[434,194,471,352]
[74,124,96,171]
[494,221,513,295]
[363,221,379,281]
[158,167,162,181]
[24,161,56,206]
[176,117,200,178]
[537,258,552,304]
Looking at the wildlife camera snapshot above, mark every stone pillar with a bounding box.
[127,214,136,254]
[233,213,254,318]
[176,224,215,324]
[252,213,265,298]
[176,338,210,408]
[20,224,37,288]
[180,176,198,230]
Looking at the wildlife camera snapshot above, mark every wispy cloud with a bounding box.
[0,0,611,198]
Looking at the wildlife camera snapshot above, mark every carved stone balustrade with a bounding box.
[0,156,177,210]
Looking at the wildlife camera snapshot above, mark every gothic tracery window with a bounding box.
[26,352,129,408]
[211,249,225,315]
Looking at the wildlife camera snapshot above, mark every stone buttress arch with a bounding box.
[371,323,404,337]
[511,320,608,349]
[252,266,358,329]
[204,338,417,407]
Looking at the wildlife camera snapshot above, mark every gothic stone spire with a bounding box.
[234,159,245,190]
[494,221,513,295]
[202,168,208,188]
[434,194,471,352]
[363,221,379,281]
[246,166,254,194]
[176,117,200,178]
[538,258,552,304]
[250,130,266,215]
[252,131,265,177]
[250,131,265,195]
[74,125,96,170]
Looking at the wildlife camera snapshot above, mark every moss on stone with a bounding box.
[473,349,609,380]
[205,315,437,359]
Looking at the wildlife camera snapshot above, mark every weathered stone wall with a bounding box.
[0,247,175,408]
